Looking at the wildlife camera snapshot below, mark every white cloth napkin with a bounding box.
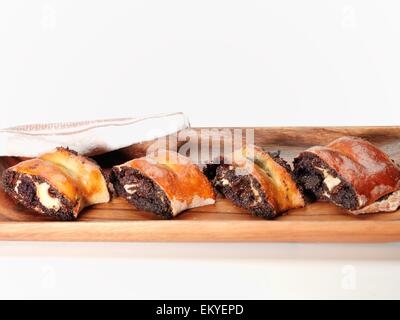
[0,112,189,157]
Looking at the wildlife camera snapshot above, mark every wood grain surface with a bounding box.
[0,126,399,242]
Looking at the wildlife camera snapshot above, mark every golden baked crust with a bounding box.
[2,147,110,220]
[113,150,216,217]
[306,136,400,207]
[40,147,110,206]
[245,145,305,212]
[7,158,83,216]
[214,145,305,218]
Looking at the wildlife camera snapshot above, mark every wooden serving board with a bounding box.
[0,127,399,243]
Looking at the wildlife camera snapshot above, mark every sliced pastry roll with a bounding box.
[293,136,400,213]
[2,147,110,220]
[213,145,305,219]
[110,150,216,218]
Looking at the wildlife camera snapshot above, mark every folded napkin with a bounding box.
[0,112,189,157]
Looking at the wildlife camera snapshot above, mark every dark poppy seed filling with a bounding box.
[110,166,173,219]
[214,165,276,219]
[2,170,76,221]
[293,152,358,210]
[201,163,221,181]
[198,156,225,181]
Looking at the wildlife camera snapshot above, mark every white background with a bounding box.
[1,1,400,300]
[1,0,400,128]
